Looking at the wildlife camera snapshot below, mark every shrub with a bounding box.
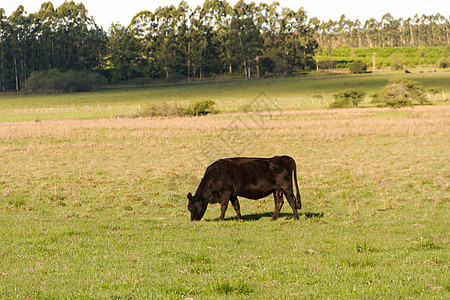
[184,100,216,116]
[134,100,217,118]
[329,89,366,108]
[349,60,367,73]
[379,79,428,107]
[137,102,184,117]
[25,69,106,93]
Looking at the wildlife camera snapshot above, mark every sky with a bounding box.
[2,0,450,30]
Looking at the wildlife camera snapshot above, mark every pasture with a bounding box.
[1,71,449,122]
[0,74,449,298]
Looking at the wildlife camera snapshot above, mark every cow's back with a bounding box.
[220,156,294,199]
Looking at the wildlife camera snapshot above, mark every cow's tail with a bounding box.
[291,157,302,210]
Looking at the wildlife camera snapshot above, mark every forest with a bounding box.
[1,0,449,92]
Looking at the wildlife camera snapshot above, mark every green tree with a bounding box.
[107,23,145,82]
[349,60,367,73]
[329,89,366,108]
[0,8,12,91]
[229,2,263,78]
[8,5,29,91]
[189,7,220,79]
[379,79,427,107]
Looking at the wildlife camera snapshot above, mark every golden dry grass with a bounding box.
[1,105,447,137]
[1,105,448,211]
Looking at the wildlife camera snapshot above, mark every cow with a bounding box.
[187,156,301,221]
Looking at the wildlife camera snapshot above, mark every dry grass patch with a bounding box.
[1,105,448,212]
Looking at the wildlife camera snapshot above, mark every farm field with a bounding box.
[0,71,449,122]
[0,99,449,298]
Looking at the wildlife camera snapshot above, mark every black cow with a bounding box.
[187,156,301,221]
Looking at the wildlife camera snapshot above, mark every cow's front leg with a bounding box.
[219,200,229,221]
[230,196,242,221]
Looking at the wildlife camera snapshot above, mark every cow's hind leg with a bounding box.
[280,188,299,220]
[272,191,284,221]
[230,196,242,221]
[219,199,229,221]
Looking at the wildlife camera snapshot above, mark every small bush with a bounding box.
[329,89,366,108]
[379,79,428,107]
[26,69,106,93]
[184,100,216,116]
[134,100,217,118]
[349,60,367,74]
[137,102,184,117]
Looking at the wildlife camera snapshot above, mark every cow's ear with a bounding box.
[187,192,193,202]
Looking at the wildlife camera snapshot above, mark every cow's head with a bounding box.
[187,192,207,221]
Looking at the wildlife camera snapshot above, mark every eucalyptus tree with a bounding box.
[318,20,336,48]
[189,5,220,79]
[130,2,191,79]
[364,18,380,47]
[52,1,105,72]
[278,6,316,74]
[32,2,56,71]
[0,8,11,90]
[152,5,181,78]
[107,23,144,82]
[229,0,263,78]
[258,1,284,75]
[130,10,161,78]
[337,14,350,46]
[7,5,31,90]
[200,0,233,74]
[350,19,362,48]
[435,13,450,45]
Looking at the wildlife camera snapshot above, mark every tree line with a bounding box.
[0,1,106,91]
[109,0,318,82]
[313,13,450,49]
[1,1,449,92]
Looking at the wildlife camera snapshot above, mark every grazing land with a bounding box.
[1,71,449,122]
[1,94,448,298]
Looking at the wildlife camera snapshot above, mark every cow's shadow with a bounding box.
[206,211,324,222]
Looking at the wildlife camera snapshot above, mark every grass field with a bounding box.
[1,71,449,122]
[1,87,449,299]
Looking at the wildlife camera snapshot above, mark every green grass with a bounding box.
[1,71,449,121]
[0,103,448,298]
